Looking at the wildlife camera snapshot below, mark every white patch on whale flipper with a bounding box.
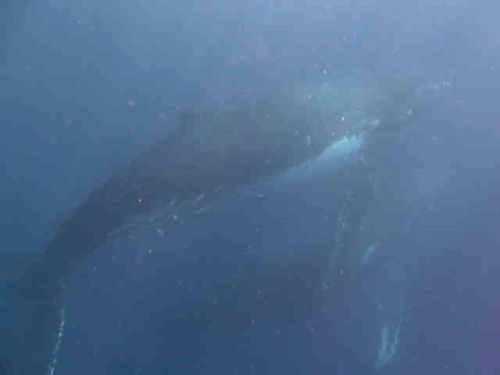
[375,323,400,370]
[276,134,365,187]
[362,243,378,265]
[47,306,66,375]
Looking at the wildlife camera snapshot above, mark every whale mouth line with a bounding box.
[114,132,368,240]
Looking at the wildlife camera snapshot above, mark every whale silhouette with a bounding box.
[11,76,422,374]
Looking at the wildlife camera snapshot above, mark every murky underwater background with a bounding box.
[1,1,500,374]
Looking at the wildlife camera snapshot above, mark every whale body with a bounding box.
[11,76,422,374]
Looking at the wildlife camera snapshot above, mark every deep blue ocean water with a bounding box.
[1,1,500,374]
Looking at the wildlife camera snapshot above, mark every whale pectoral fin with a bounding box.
[12,293,64,375]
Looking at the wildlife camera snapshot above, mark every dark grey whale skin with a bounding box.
[11,81,420,375]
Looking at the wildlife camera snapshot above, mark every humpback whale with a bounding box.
[11,75,423,374]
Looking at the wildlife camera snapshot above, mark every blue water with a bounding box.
[2,1,500,374]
